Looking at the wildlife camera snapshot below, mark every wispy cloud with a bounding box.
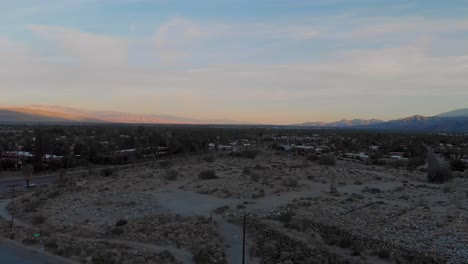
[28,24,129,66]
[2,9,468,123]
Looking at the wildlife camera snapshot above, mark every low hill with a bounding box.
[438,108,468,117]
[363,115,468,133]
[0,108,102,123]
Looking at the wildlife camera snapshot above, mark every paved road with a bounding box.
[0,153,199,193]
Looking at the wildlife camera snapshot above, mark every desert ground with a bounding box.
[1,149,467,264]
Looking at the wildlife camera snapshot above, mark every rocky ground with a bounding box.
[0,150,467,263]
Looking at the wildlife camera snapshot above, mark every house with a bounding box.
[344,153,369,160]
[1,151,34,166]
[42,154,63,163]
[218,145,235,151]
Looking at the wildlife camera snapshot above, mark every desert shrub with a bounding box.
[236,204,246,209]
[230,150,260,159]
[254,164,267,170]
[115,219,128,226]
[427,151,452,183]
[92,253,116,264]
[351,244,364,256]
[319,155,336,166]
[450,159,465,172]
[354,181,363,185]
[24,199,41,212]
[202,155,214,162]
[282,177,299,187]
[198,169,217,180]
[407,157,426,171]
[427,166,452,183]
[22,237,39,245]
[242,167,251,175]
[275,211,295,223]
[325,237,339,246]
[194,248,215,264]
[442,185,452,193]
[44,240,59,251]
[307,154,319,161]
[362,187,382,194]
[47,190,60,198]
[164,169,179,181]
[111,228,124,235]
[339,237,353,248]
[377,249,391,259]
[213,205,229,214]
[250,173,260,182]
[242,149,260,159]
[100,168,114,177]
[159,160,171,168]
[32,215,46,225]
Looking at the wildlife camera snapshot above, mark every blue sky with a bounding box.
[1,0,468,124]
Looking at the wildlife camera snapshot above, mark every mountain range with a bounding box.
[295,109,468,133]
[1,105,468,133]
[0,105,249,125]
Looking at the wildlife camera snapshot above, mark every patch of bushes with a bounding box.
[47,190,60,198]
[92,253,116,264]
[213,205,229,214]
[282,177,299,187]
[100,168,114,177]
[236,204,246,209]
[275,211,295,223]
[307,154,319,161]
[159,160,171,168]
[351,244,364,256]
[377,249,391,259]
[450,159,465,172]
[362,187,382,194]
[339,237,353,248]
[115,219,128,226]
[32,215,46,225]
[198,169,217,180]
[44,240,59,251]
[194,248,215,264]
[229,150,260,159]
[427,165,452,183]
[319,155,336,166]
[250,173,260,182]
[164,169,179,181]
[24,198,41,212]
[111,228,124,235]
[202,155,214,162]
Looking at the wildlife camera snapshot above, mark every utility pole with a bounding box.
[242,214,246,264]
[7,184,17,239]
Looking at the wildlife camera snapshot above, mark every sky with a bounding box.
[1,0,468,124]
